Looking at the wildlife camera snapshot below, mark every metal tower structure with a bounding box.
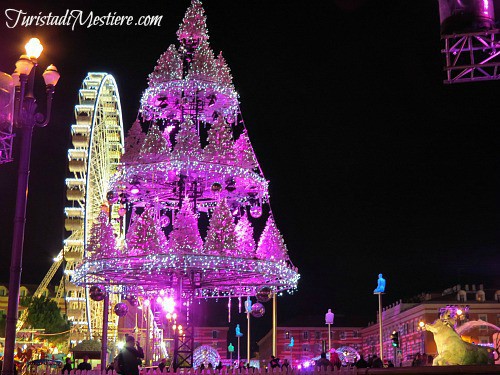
[438,0,500,83]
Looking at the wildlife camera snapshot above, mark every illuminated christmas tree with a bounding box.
[234,213,256,258]
[167,196,203,254]
[125,205,167,256]
[149,44,183,85]
[204,198,237,256]
[86,209,119,259]
[176,0,209,47]
[121,119,145,162]
[139,124,171,162]
[203,116,235,164]
[234,129,258,170]
[74,2,300,363]
[214,51,234,89]
[171,118,202,161]
[256,215,289,263]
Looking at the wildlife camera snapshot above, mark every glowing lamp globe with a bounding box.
[25,38,43,59]
[42,65,60,86]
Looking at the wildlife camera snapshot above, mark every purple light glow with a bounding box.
[162,297,175,313]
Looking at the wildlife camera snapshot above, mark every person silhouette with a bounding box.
[373,273,386,293]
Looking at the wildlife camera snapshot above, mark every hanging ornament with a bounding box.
[160,215,171,228]
[211,182,222,192]
[249,205,262,218]
[114,302,129,317]
[238,296,242,313]
[251,302,265,318]
[256,286,272,303]
[118,206,127,217]
[89,285,105,301]
[107,190,119,204]
[126,295,139,307]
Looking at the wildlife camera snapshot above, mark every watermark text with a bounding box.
[4,9,163,30]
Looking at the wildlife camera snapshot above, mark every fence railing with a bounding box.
[26,365,500,375]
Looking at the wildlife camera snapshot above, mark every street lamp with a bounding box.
[325,308,334,354]
[418,321,426,354]
[1,38,60,375]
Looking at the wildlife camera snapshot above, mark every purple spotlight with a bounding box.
[130,186,140,194]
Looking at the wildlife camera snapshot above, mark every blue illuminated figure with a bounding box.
[235,324,243,337]
[288,337,294,347]
[373,273,386,293]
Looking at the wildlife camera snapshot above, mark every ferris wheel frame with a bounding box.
[64,72,125,340]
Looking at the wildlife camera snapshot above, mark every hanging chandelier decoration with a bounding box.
[72,0,299,302]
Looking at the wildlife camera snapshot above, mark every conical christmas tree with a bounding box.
[203,116,235,165]
[167,196,203,254]
[234,213,256,258]
[234,129,258,169]
[215,51,234,89]
[148,44,183,85]
[121,119,145,163]
[171,118,202,161]
[86,209,119,259]
[256,215,289,263]
[177,0,209,46]
[204,198,238,256]
[139,124,171,162]
[125,205,167,256]
[187,40,216,82]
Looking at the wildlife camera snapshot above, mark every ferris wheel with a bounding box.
[61,72,125,342]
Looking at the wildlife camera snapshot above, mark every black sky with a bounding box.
[0,0,499,344]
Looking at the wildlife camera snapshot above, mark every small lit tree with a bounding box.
[126,205,167,255]
[235,213,256,258]
[203,117,235,165]
[167,196,203,254]
[204,198,237,256]
[234,129,258,169]
[171,118,202,161]
[86,209,119,259]
[139,124,171,162]
[256,215,289,263]
[121,119,145,162]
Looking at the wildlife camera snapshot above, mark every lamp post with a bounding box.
[418,321,426,355]
[325,308,334,354]
[373,273,386,363]
[1,38,60,375]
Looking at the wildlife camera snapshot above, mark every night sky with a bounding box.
[0,0,499,347]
